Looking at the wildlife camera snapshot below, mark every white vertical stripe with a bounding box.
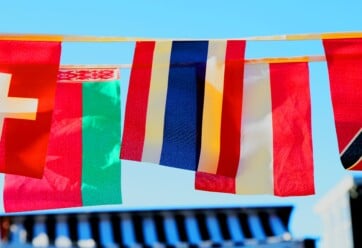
[235,63,274,194]
[142,41,172,163]
[0,174,4,213]
[198,40,226,173]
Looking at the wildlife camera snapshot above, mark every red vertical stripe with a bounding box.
[121,41,155,160]
[270,63,314,196]
[216,40,245,177]
[4,83,83,212]
[0,41,61,178]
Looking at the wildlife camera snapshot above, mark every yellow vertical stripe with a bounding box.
[142,41,172,163]
[197,40,226,173]
[235,64,274,194]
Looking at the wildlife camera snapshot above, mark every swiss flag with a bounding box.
[0,40,61,178]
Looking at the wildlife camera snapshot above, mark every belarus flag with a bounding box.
[323,38,362,170]
[0,40,61,178]
[195,62,315,196]
[2,68,122,213]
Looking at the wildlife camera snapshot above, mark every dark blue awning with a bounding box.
[0,206,315,247]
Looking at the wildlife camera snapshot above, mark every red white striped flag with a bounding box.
[121,40,246,171]
[195,62,315,196]
[0,41,61,178]
[323,38,362,170]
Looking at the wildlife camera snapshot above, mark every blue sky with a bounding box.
[1,0,362,245]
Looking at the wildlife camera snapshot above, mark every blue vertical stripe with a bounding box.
[32,216,49,247]
[226,213,245,243]
[120,214,137,246]
[184,213,202,244]
[142,216,158,245]
[9,218,26,245]
[99,214,115,247]
[269,213,287,236]
[77,215,93,242]
[55,215,72,247]
[205,213,223,243]
[163,213,180,245]
[248,213,266,241]
[33,216,47,238]
[160,41,208,170]
[55,216,69,238]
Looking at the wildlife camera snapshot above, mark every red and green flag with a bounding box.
[2,68,122,212]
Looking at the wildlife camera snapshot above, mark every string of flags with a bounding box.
[0,32,360,213]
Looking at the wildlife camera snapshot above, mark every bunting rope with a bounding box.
[0,31,361,42]
[1,31,360,64]
[60,55,326,69]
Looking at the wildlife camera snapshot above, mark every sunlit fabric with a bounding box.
[195,62,315,196]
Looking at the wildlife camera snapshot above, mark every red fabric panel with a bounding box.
[270,63,314,196]
[216,40,245,177]
[4,82,83,212]
[121,41,155,161]
[195,171,235,194]
[0,41,61,178]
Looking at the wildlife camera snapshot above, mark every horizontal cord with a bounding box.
[60,55,326,69]
[0,31,361,42]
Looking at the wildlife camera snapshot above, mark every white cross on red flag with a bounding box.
[0,40,61,178]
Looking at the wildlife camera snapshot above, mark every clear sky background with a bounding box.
[0,1,362,246]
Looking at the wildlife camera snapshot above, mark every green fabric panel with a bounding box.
[82,80,122,206]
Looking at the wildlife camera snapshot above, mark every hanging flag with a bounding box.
[121,40,246,171]
[195,62,315,196]
[323,38,362,170]
[0,40,61,178]
[2,68,122,212]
